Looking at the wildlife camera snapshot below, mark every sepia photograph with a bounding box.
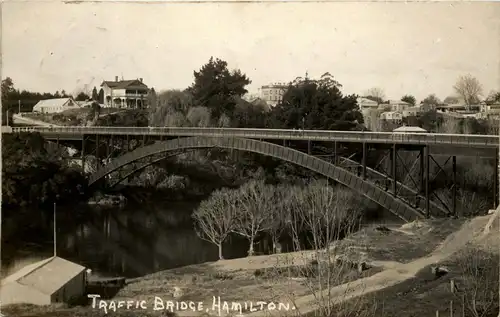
[0,1,499,317]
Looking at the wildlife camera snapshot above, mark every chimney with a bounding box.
[115,76,118,82]
[139,78,143,83]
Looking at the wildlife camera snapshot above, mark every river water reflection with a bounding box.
[3,200,249,278]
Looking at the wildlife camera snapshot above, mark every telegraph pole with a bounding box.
[53,202,57,257]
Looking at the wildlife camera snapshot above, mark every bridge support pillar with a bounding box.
[424,146,430,218]
[452,156,457,217]
[494,152,499,209]
[307,140,311,155]
[362,142,367,180]
[106,137,110,158]
[96,134,100,161]
[81,137,86,174]
[392,144,397,196]
[419,148,424,194]
[333,141,338,165]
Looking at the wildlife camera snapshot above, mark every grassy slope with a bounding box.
[6,215,497,317]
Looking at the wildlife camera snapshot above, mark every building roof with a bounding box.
[357,97,378,105]
[393,126,427,133]
[101,79,148,90]
[33,98,77,109]
[1,256,86,295]
[389,100,410,105]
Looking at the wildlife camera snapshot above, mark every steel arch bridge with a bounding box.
[88,136,453,222]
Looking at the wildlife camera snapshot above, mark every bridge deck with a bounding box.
[5,126,499,149]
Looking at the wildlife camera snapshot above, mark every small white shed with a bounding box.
[1,256,87,306]
[393,126,428,133]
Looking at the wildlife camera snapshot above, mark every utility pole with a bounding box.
[18,100,21,114]
[53,202,57,257]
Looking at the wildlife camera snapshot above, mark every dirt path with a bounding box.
[242,214,495,317]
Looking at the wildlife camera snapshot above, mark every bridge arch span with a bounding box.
[90,136,425,222]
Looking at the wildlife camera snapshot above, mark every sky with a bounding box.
[1,1,499,102]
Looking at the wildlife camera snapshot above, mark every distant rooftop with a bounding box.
[102,78,148,90]
[393,126,427,133]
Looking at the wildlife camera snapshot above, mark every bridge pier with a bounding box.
[362,142,367,180]
[425,146,430,218]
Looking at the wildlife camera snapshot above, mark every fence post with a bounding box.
[450,300,453,317]
[436,310,439,317]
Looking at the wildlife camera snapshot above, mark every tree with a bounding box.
[485,90,500,104]
[422,94,441,106]
[455,244,499,317]
[364,87,385,104]
[147,87,157,109]
[186,106,211,127]
[401,94,416,106]
[98,88,105,104]
[2,133,87,210]
[266,184,293,253]
[453,74,483,110]
[75,91,90,101]
[148,90,194,127]
[269,73,363,131]
[186,57,251,122]
[443,95,459,104]
[1,77,15,106]
[91,87,98,101]
[233,180,274,256]
[192,188,238,260]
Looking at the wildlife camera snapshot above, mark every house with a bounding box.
[1,256,87,306]
[388,100,411,112]
[32,98,80,114]
[101,76,150,109]
[380,111,402,121]
[260,83,288,107]
[402,106,421,118]
[357,97,379,111]
[393,126,427,133]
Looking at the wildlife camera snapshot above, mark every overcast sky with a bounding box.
[2,1,499,101]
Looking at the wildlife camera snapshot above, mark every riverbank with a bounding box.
[6,215,498,317]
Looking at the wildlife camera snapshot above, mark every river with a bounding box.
[2,200,250,279]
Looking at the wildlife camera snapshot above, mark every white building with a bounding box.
[260,83,288,107]
[389,100,411,112]
[357,97,379,111]
[1,256,87,306]
[101,76,150,109]
[32,98,80,114]
[380,111,403,121]
[402,106,422,117]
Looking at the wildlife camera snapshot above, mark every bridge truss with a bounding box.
[49,133,499,222]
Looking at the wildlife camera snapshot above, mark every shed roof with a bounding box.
[1,256,86,295]
[393,126,427,133]
[33,98,77,109]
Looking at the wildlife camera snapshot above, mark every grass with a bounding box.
[1,217,493,317]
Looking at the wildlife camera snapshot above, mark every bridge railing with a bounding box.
[6,126,499,146]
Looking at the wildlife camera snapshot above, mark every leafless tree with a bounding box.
[186,106,211,127]
[264,182,376,317]
[192,188,238,260]
[266,184,294,254]
[454,244,499,317]
[364,87,386,103]
[233,180,275,256]
[453,74,483,110]
[438,116,461,134]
